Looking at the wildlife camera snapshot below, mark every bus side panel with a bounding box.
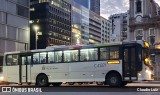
[68,62,95,82]
[30,63,69,83]
[94,60,123,82]
[3,66,20,83]
[2,66,8,82]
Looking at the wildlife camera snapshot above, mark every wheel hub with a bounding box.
[110,77,117,84]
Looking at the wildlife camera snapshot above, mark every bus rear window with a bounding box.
[6,55,19,66]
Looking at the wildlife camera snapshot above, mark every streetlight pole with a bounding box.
[33,25,39,49]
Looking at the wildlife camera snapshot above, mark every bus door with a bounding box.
[122,45,137,81]
[19,54,31,83]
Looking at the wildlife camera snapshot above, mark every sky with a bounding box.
[100,0,160,19]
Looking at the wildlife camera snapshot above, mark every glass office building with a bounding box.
[71,1,89,45]
[30,0,71,49]
[74,0,100,15]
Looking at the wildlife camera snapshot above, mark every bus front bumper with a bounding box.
[138,70,154,81]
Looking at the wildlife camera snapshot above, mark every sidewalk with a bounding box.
[134,80,160,84]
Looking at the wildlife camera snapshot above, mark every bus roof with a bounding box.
[4,40,147,55]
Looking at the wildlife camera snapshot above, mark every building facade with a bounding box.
[100,17,110,43]
[71,1,89,45]
[30,0,71,49]
[0,0,30,65]
[89,11,101,44]
[129,0,160,80]
[73,0,100,15]
[109,12,128,42]
[129,0,160,44]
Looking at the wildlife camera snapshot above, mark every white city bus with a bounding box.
[1,40,154,87]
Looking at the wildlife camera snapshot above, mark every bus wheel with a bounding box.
[36,74,49,87]
[121,81,128,87]
[106,73,122,87]
[52,83,62,87]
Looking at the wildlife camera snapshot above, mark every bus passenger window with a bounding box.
[80,48,98,61]
[88,48,98,60]
[100,47,109,60]
[71,50,79,62]
[110,47,119,59]
[55,51,62,63]
[27,56,31,65]
[7,55,12,66]
[21,57,27,65]
[80,49,89,61]
[64,50,71,62]
[33,53,39,64]
[48,52,54,63]
[40,52,47,64]
[6,55,18,66]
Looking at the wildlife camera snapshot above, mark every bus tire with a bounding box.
[52,83,62,86]
[106,73,122,87]
[36,74,49,87]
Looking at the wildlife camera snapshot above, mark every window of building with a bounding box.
[18,0,29,7]
[136,29,143,40]
[136,0,142,13]
[149,28,155,45]
[17,5,29,18]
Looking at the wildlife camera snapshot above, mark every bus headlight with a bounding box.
[145,69,151,75]
[138,73,142,77]
[0,76,4,81]
[145,58,149,64]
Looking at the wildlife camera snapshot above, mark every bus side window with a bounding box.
[80,49,89,61]
[64,50,71,62]
[110,47,119,59]
[40,52,47,64]
[6,55,18,66]
[55,51,62,63]
[71,50,79,62]
[80,48,98,61]
[100,47,109,60]
[33,53,39,64]
[48,52,54,63]
[6,55,12,66]
[88,48,98,61]
[27,56,31,65]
